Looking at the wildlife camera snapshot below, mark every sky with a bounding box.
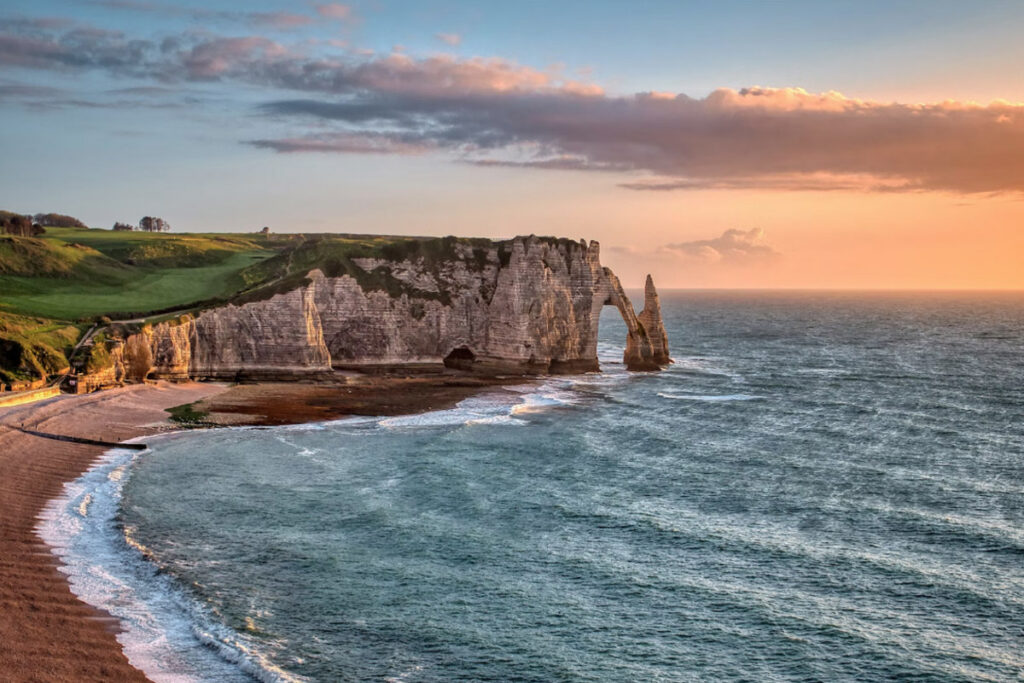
[2,1,1024,289]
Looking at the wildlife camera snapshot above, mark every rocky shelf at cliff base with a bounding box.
[97,235,670,381]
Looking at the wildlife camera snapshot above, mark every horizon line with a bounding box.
[637,287,1024,293]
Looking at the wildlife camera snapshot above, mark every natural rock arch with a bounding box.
[602,271,671,371]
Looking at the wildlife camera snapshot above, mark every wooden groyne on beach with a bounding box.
[8,426,148,450]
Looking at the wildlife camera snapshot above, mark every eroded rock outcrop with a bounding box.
[604,272,672,371]
[120,235,670,379]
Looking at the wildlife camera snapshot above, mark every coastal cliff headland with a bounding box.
[2,228,669,394]
[93,235,671,384]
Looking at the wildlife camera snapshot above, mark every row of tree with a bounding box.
[33,213,86,228]
[0,210,91,235]
[112,217,172,232]
[0,210,172,234]
[0,211,44,237]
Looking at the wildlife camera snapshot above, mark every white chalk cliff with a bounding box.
[122,236,670,379]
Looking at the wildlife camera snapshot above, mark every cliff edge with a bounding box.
[111,235,670,379]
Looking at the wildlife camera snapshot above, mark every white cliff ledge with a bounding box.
[111,235,670,380]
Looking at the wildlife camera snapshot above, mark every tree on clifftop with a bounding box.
[33,213,86,228]
[139,216,171,232]
[0,211,44,236]
[112,222,134,231]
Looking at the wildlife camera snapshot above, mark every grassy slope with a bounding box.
[0,312,86,383]
[0,226,279,383]
[1,250,270,319]
[0,228,274,319]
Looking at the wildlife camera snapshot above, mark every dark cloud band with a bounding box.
[3,19,1024,194]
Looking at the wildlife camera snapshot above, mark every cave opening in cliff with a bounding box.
[443,346,476,371]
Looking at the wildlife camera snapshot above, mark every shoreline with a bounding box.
[0,382,224,682]
[0,375,526,682]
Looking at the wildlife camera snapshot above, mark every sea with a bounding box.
[39,291,1024,682]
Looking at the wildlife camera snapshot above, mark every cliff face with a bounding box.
[122,236,670,379]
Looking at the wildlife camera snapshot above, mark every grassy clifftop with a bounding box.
[0,228,276,319]
[232,234,502,306]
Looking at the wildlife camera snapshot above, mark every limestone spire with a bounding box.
[638,274,670,367]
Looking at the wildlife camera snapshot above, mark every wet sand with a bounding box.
[0,374,526,681]
[191,375,526,426]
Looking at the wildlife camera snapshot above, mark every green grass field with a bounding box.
[38,226,270,267]
[0,250,271,319]
[0,227,276,319]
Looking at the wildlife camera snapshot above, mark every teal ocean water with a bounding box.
[42,292,1024,682]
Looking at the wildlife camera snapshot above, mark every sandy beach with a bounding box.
[0,375,524,681]
[0,382,225,682]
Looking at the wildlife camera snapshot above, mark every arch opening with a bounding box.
[598,301,629,367]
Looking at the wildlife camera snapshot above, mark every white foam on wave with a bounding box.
[465,414,527,426]
[280,414,383,431]
[378,391,527,428]
[37,445,308,683]
[510,390,576,415]
[658,392,764,402]
[668,356,744,381]
[377,381,582,429]
[506,380,583,416]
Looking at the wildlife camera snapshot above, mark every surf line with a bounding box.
[9,426,148,450]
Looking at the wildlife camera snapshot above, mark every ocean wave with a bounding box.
[667,356,744,381]
[37,446,307,683]
[380,381,582,428]
[548,503,1024,676]
[509,389,580,415]
[464,414,527,426]
[604,498,1024,607]
[657,392,763,402]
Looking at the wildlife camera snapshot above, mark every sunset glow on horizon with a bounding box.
[3,1,1024,289]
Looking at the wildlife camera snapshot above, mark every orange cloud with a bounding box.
[252,82,1024,194]
[5,18,1024,194]
[336,53,603,96]
[662,228,780,264]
